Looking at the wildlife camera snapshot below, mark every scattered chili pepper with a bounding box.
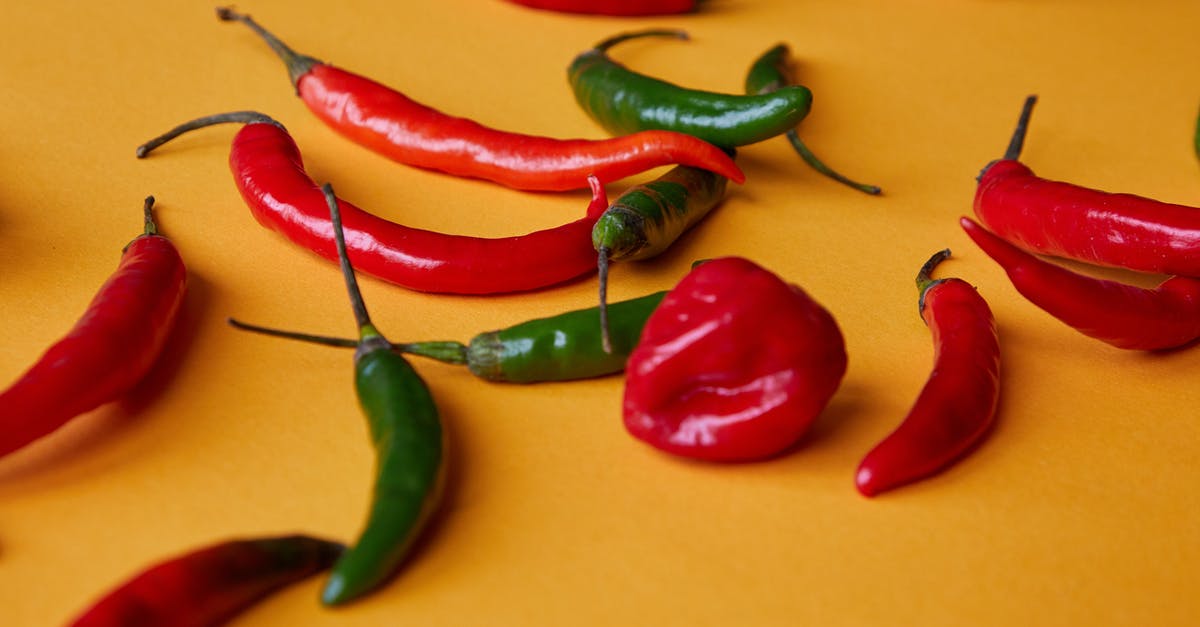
[504,0,698,16]
[229,289,666,383]
[593,159,731,351]
[0,197,187,460]
[69,534,342,626]
[568,29,813,147]
[975,95,1200,276]
[855,250,1000,497]
[137,112,610,295]
[743,43,881,195]
[623,257,847,462]
[215,8,743,191]
[961,216,1200,351]
[307,183,446,605]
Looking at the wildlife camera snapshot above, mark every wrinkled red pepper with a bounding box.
[622,257,847,462]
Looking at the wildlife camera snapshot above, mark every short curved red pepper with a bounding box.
[622,257,847,462]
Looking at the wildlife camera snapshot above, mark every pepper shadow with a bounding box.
[0,271,209,483]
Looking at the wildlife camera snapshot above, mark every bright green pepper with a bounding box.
[568,30,812,148]
[228,290,667,383]
[319,184,445,606]
[744,43,881,195]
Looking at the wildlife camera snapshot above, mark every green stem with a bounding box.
[593,29,688,53]
[216,7,320,91]
[597,246,612,354]
[136,111,282,158]
[142,196,158,237]
[320,184,376,339]
[784,130,882,195]
[227,318,469,365]
[228,317,360,348]
[915,249,951,315]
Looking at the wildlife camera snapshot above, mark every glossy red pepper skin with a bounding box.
[623,257,847,462]
[138,113,609,294]
[961,217,1200,350]
[855,251,1000,497]
[0,201,187,459]
[974,96,1200,276]
[504,0,697,15]
[219,9,743,191]
[70,534,342,626]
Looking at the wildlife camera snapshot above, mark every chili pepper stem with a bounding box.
[227,318,470,364]
[916,249,951,315]
[784,131,882,195]
[136,111,283,158]
[216,7,320,91]
[320,184,382,350]
[598,246,613,354]
[593,28,689,52]
[1004,95,1038,161]
[142,196,159,237]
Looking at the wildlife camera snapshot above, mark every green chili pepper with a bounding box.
[568,30,812,148]
[229,290,667,383]
[269,184,445,606]
[744,43,881,195]
[593,160,730,351]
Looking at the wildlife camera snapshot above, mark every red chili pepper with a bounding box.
[961,216,1200,351]
[214,8,742,192]
[975,95,1200,276]
[0,198,187,460]
[855,250,1000,497]
[69,534,343,626]
[503,0,697,16]
[137,112,610,294]
[622,257,847,462]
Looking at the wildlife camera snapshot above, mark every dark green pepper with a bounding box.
[745,43,881,195]
[229,290,667,383]
[568,30,812,148]
[592,160,731,350]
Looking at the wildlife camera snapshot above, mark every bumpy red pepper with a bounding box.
[0,198,187,459]
[622,257,847,462]
[855,250,1000,497]
[69,534,342,626]
[961,216,1200,350]
[975,95,1200,276]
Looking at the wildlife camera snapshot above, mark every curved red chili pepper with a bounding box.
[961,216,1200,351]
[503,0,697,15]
[70,534,342,626]
[855,250,999,497]
[0,198,187,459]
[136,112,609,294]
[215,8,743,192]
[974,96,1200,276]
[623,257,847,462]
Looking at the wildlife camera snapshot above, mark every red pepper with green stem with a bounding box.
[975,95,1200,275]
[137,112,609,294]
[215,8,743,191]
[622,257,847,462]
[961,216,1200,351]
[0,197,187,460]
[69,534,342,626]
[743,43,881,195]
[855,250,1000,497]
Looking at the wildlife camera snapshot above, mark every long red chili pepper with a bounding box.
[961,216,1200,351]
[503,0,698,15]
[69,534,342,626]
[136,112,609,294]
[974,95,1200,276]
[855,250,1000,497]
[214,8,743,192]
[0,198,187,459]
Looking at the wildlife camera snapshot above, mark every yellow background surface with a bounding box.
[2,1,1199,625]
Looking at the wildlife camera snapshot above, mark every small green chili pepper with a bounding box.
[568,30,812,148]
[593,160,730,351]
[240,184,446,606]
[229,290,667,383]
[744,43,881,195]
